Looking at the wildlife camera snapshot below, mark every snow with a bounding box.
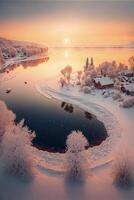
[0,76,134,200]
[33,78,134,200]
[36,77,134,168]
[1,71,134,199]
[36,79,121,167]
[124,84,134,92]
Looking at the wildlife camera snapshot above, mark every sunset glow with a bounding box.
[64,38,70,45]
[0,1,134,199]
[0,1,133,47]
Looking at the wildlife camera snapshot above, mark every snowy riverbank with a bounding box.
[0,77,134,200]
[36,78,134,168]
[0,53,49,72]
[0,37,48,71]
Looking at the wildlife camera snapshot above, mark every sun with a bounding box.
[64,38,69,44]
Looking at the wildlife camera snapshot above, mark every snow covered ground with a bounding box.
[31,78,134,200]
[1,74,134,200]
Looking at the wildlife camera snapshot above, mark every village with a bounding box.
[59,56,134,108]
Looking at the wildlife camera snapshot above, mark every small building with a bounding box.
[119,69,134,78]
[93,76,114,89]
[121,84,134,96]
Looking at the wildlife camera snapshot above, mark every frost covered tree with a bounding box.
[0,48,5,67]
[66,130,89,182]
[59,77,67,88]
[84,75,93,86]
[0,101,15,142]
[128,56,134,71]
[0,119,35,180]
[77,70,82,81]
[118,62,128,72]
[60,66,72,83]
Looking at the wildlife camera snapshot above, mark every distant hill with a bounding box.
[0,38,48,68]
[0,37,47,49]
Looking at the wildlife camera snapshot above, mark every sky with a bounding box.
[0,0,134,47]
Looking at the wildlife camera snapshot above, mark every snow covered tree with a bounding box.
[60,68,66,77]
[66,130,89,182]
[60,66,72,83]
[83,75,93,87]
[117,62,128,72]
[59,77,67,88]
[0,101,15,142]
[0,47,5,67]
[77,70,82,83]
[65,66,72,75]
[128,56,134,71]
[0,119,35,180]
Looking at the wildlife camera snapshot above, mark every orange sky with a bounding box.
[0,1,134,47]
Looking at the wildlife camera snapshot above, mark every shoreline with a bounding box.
[0,53,49,72]
[36,78,123,166]
[34,77,134,172]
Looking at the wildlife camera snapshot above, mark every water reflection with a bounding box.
[3,56,49,73]
[61,102,74,113]
[21,57,49,69]
[61,102,94,120]
[64,50,69,58]
[85,112,93,120]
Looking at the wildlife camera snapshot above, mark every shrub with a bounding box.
[0,120,35,180]
[120,97,134,108]
[82,86,91,94]
[113,151,134,189]
[0,101,15,142]
[66,130,89,182]
[112,92,122,100]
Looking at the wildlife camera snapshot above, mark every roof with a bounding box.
[94,77,114,86]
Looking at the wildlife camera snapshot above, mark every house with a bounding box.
[119,69,134,78]
[121,84,134,96]
[93,76,114,89]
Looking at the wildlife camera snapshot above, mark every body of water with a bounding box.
[0,47,133,152]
